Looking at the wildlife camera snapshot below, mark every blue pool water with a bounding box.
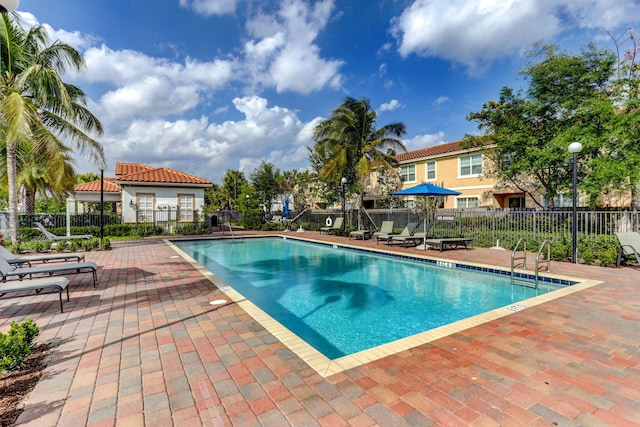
[175,237,563,359]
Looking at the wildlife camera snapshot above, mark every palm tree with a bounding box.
[313,97,407,229]
[14,138,76,213]
[0,14,104,242]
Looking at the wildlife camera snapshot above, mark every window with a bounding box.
[178,194,195,221]
[459,154,483,177]
[425,161,436,181]
[456,197,479,208]
[508,196,525,209]
[400,165,416,182]
[137,194,154,222]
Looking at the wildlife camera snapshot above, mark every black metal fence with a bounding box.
[5,208,638,247]
[18,212,122,229]
[1,210,204,237]
[296,208,639,249]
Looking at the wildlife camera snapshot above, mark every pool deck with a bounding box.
[2,230,639,426]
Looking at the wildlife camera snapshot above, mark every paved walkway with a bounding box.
[1,232,638,426]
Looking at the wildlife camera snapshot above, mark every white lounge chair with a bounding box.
[320,217,344,234]
[0,255,98,287]
[372,221,394,242]
[388,223,432,248]
[615,232,640,266]
[34,222,93,242]
[0,276,70,312]
[371,221,393,245]
[424,237,475,251]
[0,245,85,267]
[380,222,418,246]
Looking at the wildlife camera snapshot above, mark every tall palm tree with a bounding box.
[313,97,407,229]
[0,13,104,241]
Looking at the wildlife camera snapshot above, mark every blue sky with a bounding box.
[18,0,640,183]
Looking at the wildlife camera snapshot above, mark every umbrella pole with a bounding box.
[416,207,429,251]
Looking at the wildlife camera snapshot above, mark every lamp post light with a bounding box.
[0,0,19,14]
[98,164,105,249]
[340,177,347,233]
[568,142,583,264]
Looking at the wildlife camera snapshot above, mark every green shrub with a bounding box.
[81,239,95,251]
[549,242,570,262]
[25,239,50,253]
[300,222,319,231]
[243,209,264,230]
[68,240,80,252]
[261,222,284,231]
[6,243,22,254]
[19,319,40,347]
[100,237,111,250]
[0,320,40,373]
[176,222,210,235]
[54,241,67,252]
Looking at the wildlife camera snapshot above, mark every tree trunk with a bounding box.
[7,142,19,243]
[24,189,35,214]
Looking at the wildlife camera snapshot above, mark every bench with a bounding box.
[424,238,474,252]
[0,277,70,312]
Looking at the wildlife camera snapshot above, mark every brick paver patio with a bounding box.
[1,232,638,426]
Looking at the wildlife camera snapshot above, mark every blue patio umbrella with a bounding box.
[283,198,290,219]
[394,183,461,250]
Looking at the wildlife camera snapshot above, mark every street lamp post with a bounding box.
[568,142,583,264]
[340,177,347,233]
[98,164,105,249]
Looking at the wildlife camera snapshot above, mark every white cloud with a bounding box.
[74,46,236,119]
[379,99,403,112]
[403,132,446,151]
[433,96,450,106]
[179,0,239,16]
[97,96,315,180]
[392,0,640,74]
[243,0,343,94]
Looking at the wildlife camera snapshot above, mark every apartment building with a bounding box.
[367,140,528,209]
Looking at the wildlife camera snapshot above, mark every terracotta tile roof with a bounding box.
[115,162,154,177]
[396,140,465,162]
[74,178,121,193]
[75,163,211,194]
[115,166,212,185]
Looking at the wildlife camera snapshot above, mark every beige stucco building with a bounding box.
[367,140,531,209]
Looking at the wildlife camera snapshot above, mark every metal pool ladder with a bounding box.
[534,239,552,286]
[511,238,551,288]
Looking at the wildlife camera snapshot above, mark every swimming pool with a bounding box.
[173,237,571,360]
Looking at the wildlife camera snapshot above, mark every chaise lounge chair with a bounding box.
[320,217,344,234]
[424,237,474,251]
[371,221,394,243]
[380,222,418,246]
[615,231,640,267]
[34,221,93,242]
[0,245,85,267]
[0,255,98,287]
[0,276,70,312]
[388,223,432,248]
